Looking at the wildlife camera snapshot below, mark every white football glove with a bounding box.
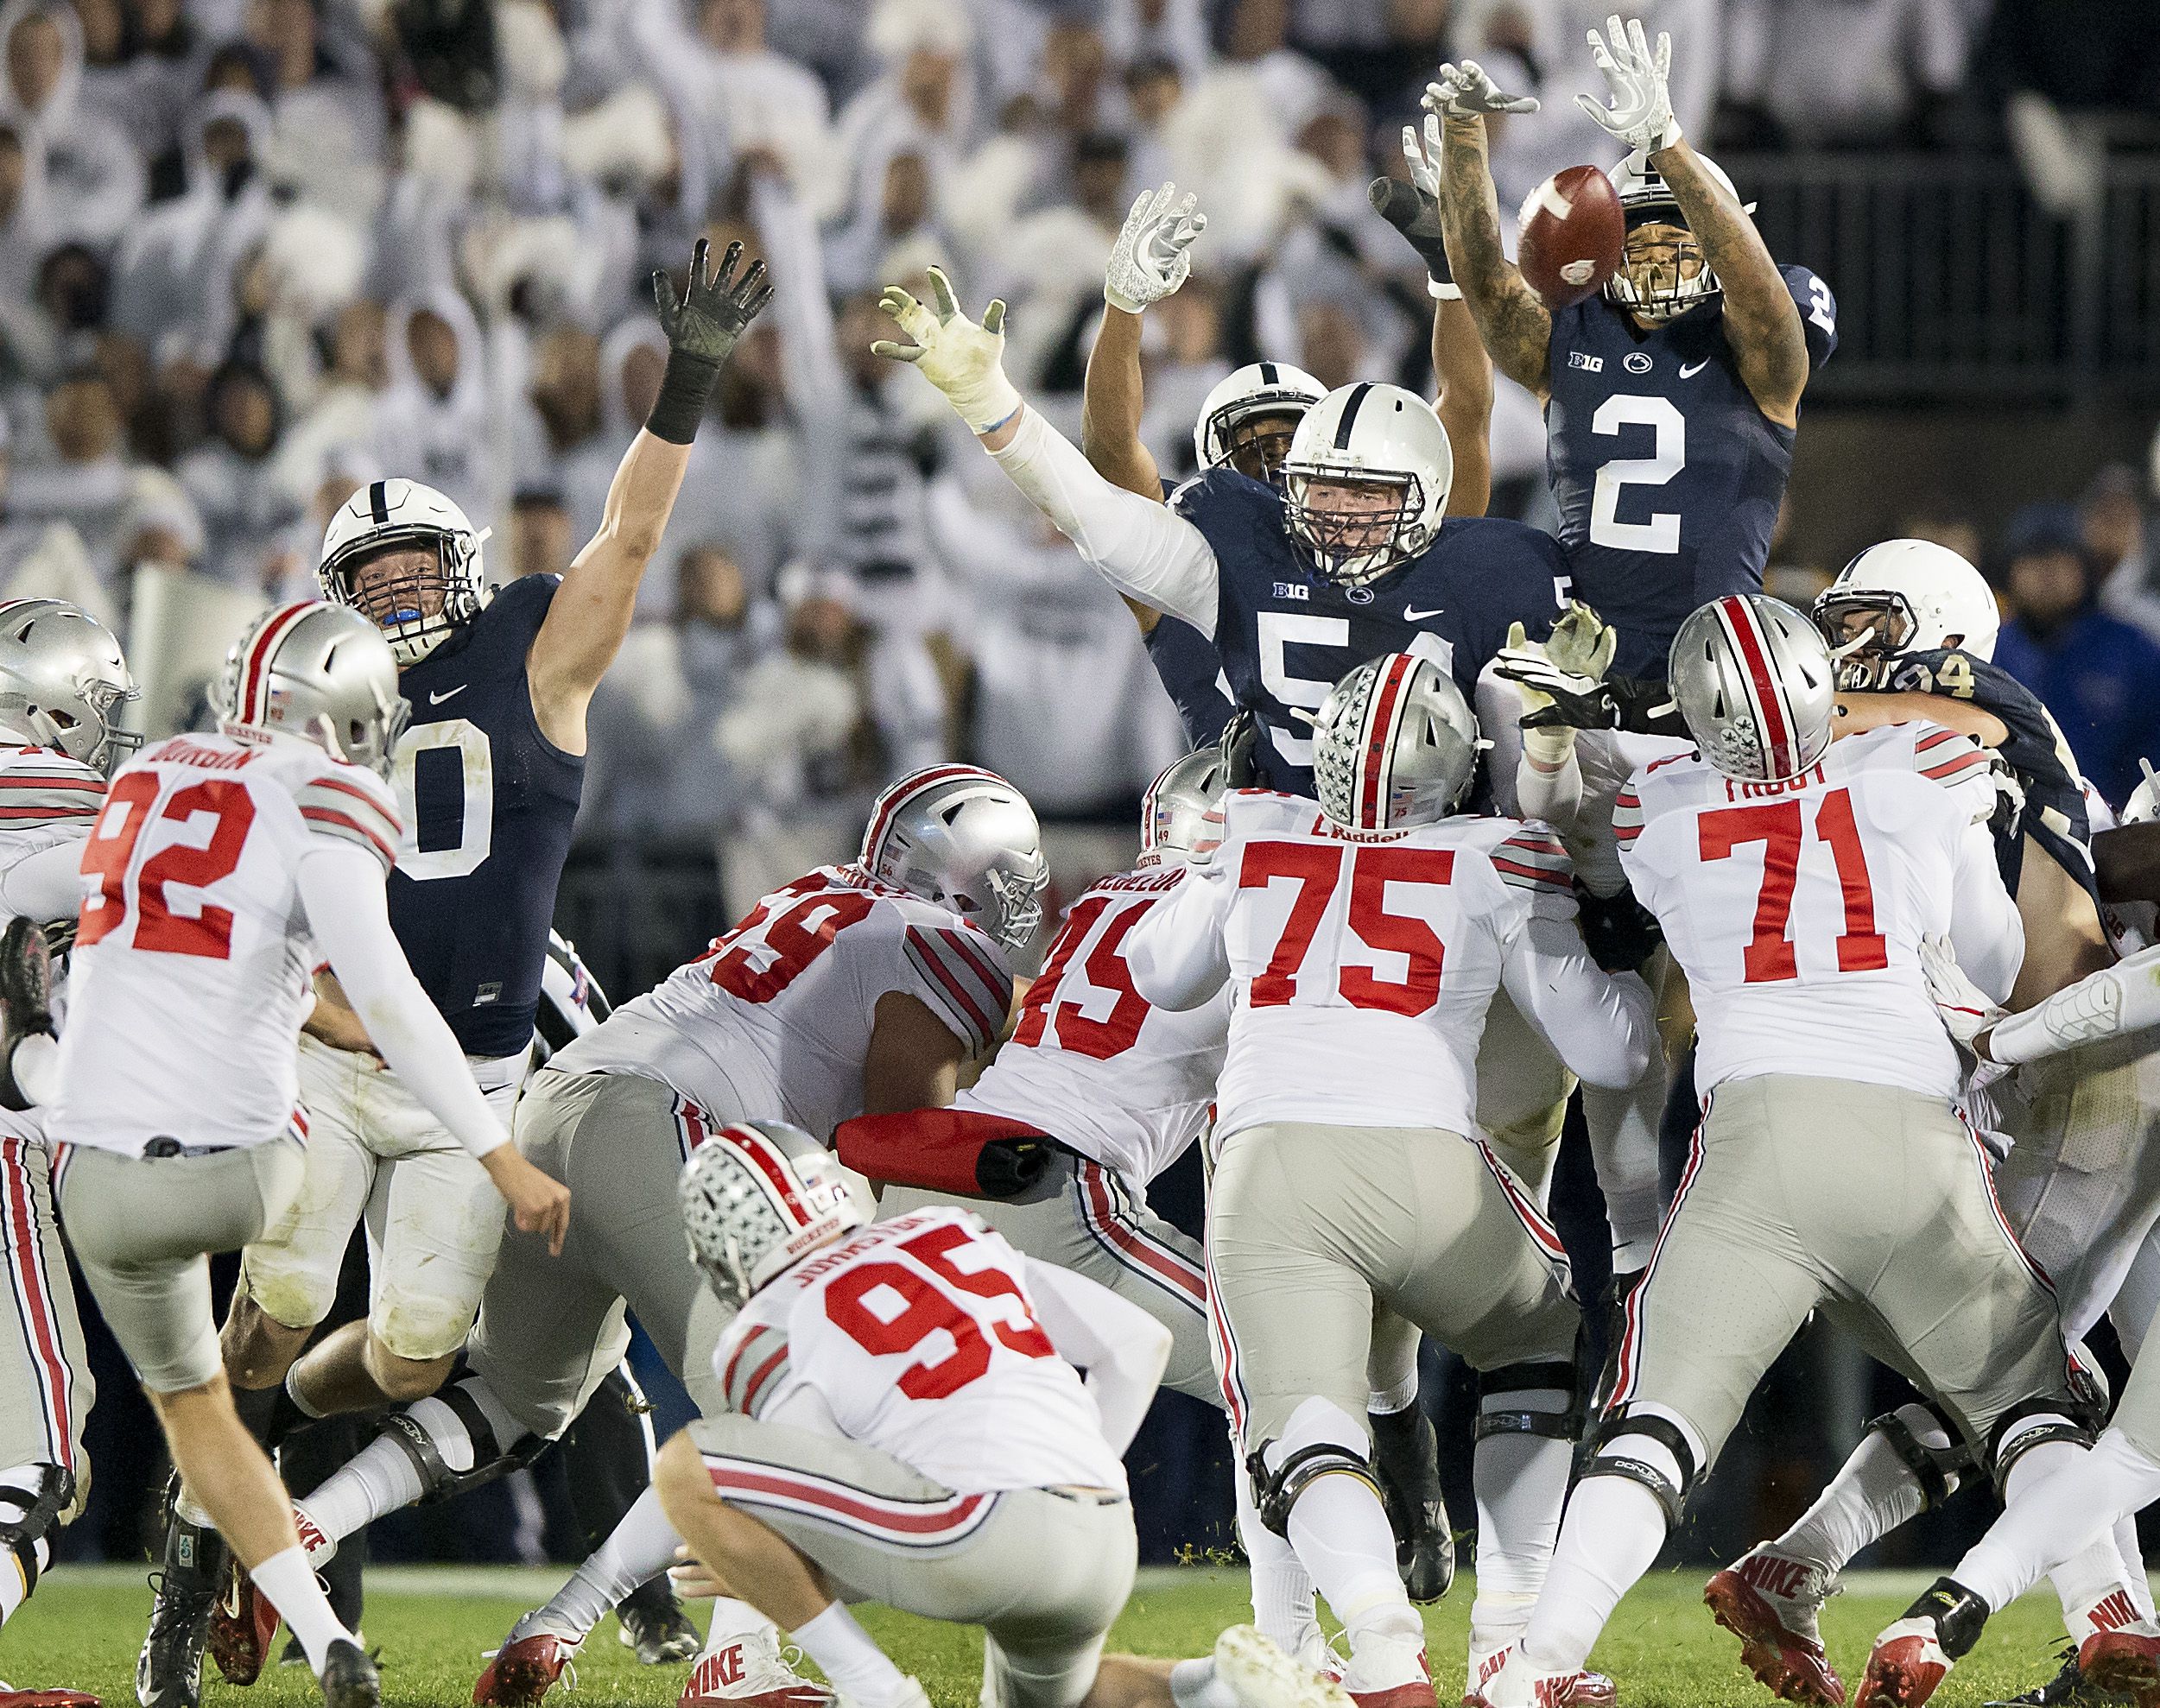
[1422,60,1541,123]
[872,266,1024,434]
[1919,933,2007,1054]
[1546,600,1618,684]
[1575,15,1681,154]
[1105,181,1207,315]
[1501,622,1575,765]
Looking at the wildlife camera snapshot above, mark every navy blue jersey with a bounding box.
[1171,469,1567,795]
[1547,265,1837,679]
[388,573,586,1058]
[1144,615,1238,748]
[1877,647,2100,909]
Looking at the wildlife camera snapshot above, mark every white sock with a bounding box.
[791,1602,909,1705]
[1284,1472,1409,1635]
[250,1544,356,1673]
[301,1434,427,1542]
[1959,1433,2160,1614]
[1171,1659,1239,1708]
[175,1487,215,1529]
[2046,1526,2142,1633]
[1522,1458,1673,1672]
[0,1532,47,1627]
[700,1595,776,1658]
[2117,1515,2155,1621]
[1777,1410,1940,1574]
[1234,1452,1319,1658]
[539,1488,681,1639]
[1471,1392,1574,1649]
[12,1034,58,1108]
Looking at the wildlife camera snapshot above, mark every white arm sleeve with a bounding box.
[1948,821,2024,1004]
[1499,915,1657,1090]
[297,845,508,1160]
[0,838,88,923]
[987,408,1220,635]
[1120,866,1232,1010]
[1022,1255,1171,1458]
[1990,942,2160,1066]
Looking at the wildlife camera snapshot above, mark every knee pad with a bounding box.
[0,1464,71,1601]
[1865,1401,1976,1511]
[1248,1396,1385,1537]
[1988,1398,2097,1496]
[1474,1358,1581,1445]
[383,1381,544,1505]
[1577,1410,1698,1529]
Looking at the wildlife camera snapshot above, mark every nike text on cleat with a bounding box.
[1466,1646,1615,1708]
[474,1634,580,1708]
[294,1506,338,1570]
[677,1629,836,1708]
[1213,1625,1356,1708]
[319,1640,379,1708]
[1704,1547,1846,1705]
[2079,1622,2160,1708]
[208,1556,282,1686]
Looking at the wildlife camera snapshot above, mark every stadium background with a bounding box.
[4,0,2157,1583]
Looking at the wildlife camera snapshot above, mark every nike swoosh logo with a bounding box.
[428,685,466,705]
[1404,606,1445,623]
[1680,358,1711,378]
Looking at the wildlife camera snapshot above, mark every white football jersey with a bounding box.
[51,733,403,1155]
[1618,721,2018,1100]
[549,866,1014,1140]
[959,864,1227,1186]
[0,743,105,891]
[712,1204,1126,1495]
[1125,791,1650,1138]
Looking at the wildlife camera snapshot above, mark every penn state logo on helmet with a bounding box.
[318,478,491,666]
[1310,651,1481,831]
[1814,539,2001,689]
[1669,594,1834,782]
[859,765,1049,952]
[212,603,413,777]
[1279,383,1454,588]
[679,1121,867,1310]
[0,598,140,772]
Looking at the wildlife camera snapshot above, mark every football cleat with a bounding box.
[294,1504,338,1569]
[475,1611,588,1708]
[1213,1626,1355,1708]
[2079,1619,2160,1708]
[0,1687,101,1708]
[1371,1406,1455,1604]
[208,1554,282,1686]
[1341,1628,1437,1708]
[1985,1642,2132,1707]
[616,1577,701,1665]
[318,1640,379,1708]
[1704,1545,1846,1705]
[677,1629,835,1708]
[1855,1579,1991,1708]
[1466,1644,1615,1708]
[137,1506,226,1708]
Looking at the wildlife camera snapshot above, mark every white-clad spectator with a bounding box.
[177,359,296,585]
[1103,0,1212,83]
[244,0,386,210]
[71,0,192,166]
[267,299,387,515]
[1725,0,1969,147]
[6,367,137,566]
[515,321,613,547]
[371,287,498,523]
[835,0,977,229]
[824,147,947,299]
[0,119,55,307]
[112,463,206,586]
[0,0,143,250]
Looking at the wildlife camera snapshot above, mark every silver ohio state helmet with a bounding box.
[680,1121,868,1311]
[859,765,1049,952]
[0,598,140,772]
[1605,149,1752,325]
[1139,740,1246,866]
[318,478,491,666]
[1280,383,1454,588]
[1193,361,1327,483]
[212,603,413,777]
[1814,539,2001,689]
[1312,651,1480,831]
[1669,594,1834,782]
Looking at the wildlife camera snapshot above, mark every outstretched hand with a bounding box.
[872,266,1023,434]
[1369,114,1454,286]
[1575,15,1680,153]
[1422,60,1540,123]
[1106,181,1207,314]
[653,237,774,370]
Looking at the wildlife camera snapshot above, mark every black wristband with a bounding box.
[646,348,720,445]
[1610,673,1687,737]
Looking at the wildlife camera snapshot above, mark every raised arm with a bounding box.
[874,269,1222,634]
[527,239,773,752]
[1082,183,1207,506]
[1425,83,1553,399]
[1573,16,1809,426]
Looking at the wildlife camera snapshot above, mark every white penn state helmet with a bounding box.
[1669,594,1834,782]
[1279,382,1454,588]
[1311,652,1480,831]
[0,598,140,772]
[1814,539,2002,688]
[1192,361,1327,480]
[1605,148,1752,324]
[2125,760,2160,827]
[859,765,1050,953]
[212,602,412,777]
[318,478,491,666]
[679,1121,868,1311]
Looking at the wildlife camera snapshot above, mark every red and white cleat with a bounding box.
[294,1503,338,1569]
[1342,1628,1437,1708]
[0,1685,100,1708]
[206,1556,281,1686]
[678,1629,837,1708]
[2078,1616,2160,1708]
[1466,1645,1615,1708]
[1853,1619,1954,1708]
[473,1620,582,1708]
[1704,1545,1846,1705]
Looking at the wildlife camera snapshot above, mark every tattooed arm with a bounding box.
[1434,111,1552,401]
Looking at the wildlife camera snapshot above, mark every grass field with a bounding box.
[3,1565,2090,1708]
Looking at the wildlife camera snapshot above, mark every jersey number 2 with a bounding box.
[79,774,257,959]
[1698,788,1886,983]
[1588,395,1685,555]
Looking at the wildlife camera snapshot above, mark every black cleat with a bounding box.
[616,1577,700,1664]
[1986,1645,2134,1707]
[136,1483,227,1708]
[1370,1404,1454,1604]
[0,917,54,1110]
[318,1641,379,1708]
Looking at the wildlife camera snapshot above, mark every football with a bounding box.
[1516,165,1626,310]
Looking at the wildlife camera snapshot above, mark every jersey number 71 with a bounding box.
[1698,788,1885,984]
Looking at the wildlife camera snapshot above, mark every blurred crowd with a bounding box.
[0,0,2156,907]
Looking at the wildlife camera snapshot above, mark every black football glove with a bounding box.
[1574,877,1663,973]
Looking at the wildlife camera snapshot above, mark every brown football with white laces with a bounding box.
[1516,165,1626,310]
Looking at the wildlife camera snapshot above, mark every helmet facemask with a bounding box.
[23,676,142,773]
[323,529,485,666]
[1281,470,1429,588]
[1204,405,1308,486]
[1815,590,1919,690]
[1606,217,1720,325]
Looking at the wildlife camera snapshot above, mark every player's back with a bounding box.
[1174,470,1564,793]
[716,1204,1124,1496]
[1618,721,2002,1098]
[0,744,105,882]
[548,865,1012,1138]
[1545,269,1836,678]
[960,864,1227,1186]
[388,572,584,1058]
[1205,789,1574,1139]
[54,733,403,1153]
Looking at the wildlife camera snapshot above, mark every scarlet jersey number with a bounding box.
[1239,841,1454,1014]
[705,876,877,1004]
[822,1223,1054,1399]
[1698,786,1886,984]
[1010,895,1150,1060]
[79,773,257,959]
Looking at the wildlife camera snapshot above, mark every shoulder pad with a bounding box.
[296,766,404,870]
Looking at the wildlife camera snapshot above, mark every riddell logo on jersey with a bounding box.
[1568,351,1603,372]
[1272,582,1308,601]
